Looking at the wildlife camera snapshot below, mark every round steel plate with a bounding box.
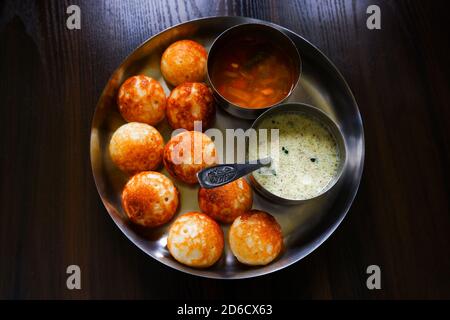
[90,16,365,279]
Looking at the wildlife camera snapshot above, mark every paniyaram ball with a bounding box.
[229,210,283,266]
[109,122,164,174]
[167,212,224,268]
[163,131,217,184]
[198,178,253,224]
[160,40,207,86]
[122,171,178,227]
[166,82,215,131]
[117,75,166,126]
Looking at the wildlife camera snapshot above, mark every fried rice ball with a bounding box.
[121,171,178,227]
[166,82,215,131]
[109,122,164,174]
[229,210,283,266]
[167,212,224,268]
[160,40,207,86]
[117,75,166,126]
[198,178,253,224]
[163,131,217,184]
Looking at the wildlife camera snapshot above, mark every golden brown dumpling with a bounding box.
[122,171,178,227]
[109,122,164,174]
[167,212,224,268]
[229,210,283,266]
[117,75,166,126]
[198,178,253,224]
[160,40,207,86]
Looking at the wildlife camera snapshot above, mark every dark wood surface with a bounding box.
[1,0,449,299]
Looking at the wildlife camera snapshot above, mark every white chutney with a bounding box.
[251,112,340,200]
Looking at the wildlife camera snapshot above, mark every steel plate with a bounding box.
[90,16,365,279]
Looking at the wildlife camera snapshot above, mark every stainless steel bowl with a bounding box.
[248,102,347,205]
[207,23,301,119]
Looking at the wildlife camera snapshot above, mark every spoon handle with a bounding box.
[196,157,271,189]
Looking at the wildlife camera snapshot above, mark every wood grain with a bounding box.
[0,0,449,299]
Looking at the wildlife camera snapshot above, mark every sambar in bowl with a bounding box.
[207,23,301,119]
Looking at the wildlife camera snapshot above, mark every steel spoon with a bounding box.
[196,157,271,189]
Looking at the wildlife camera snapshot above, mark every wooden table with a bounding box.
[1,0,449,299]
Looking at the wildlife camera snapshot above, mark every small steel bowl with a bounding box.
[207,23,301,119]
[248,102,347,205]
